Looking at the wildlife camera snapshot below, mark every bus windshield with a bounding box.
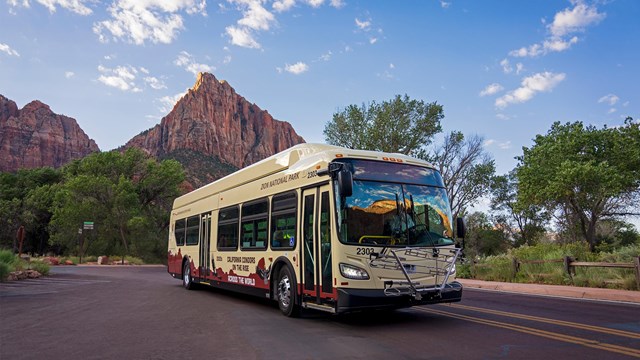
[334,160,454,247]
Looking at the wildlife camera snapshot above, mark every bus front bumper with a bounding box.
[336,281,463,313]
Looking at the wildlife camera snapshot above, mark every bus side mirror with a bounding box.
[456,217,466,239]
[337,170,353,197]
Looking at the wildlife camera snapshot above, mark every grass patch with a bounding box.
[465,243,639,290]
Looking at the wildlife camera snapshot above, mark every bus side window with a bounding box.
[241,198,269,250]
[175,218,186,246]
[271,191,297,250]
[185,216,200,245]
[218,206,239,251]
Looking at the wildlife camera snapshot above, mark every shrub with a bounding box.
[29,261,50,276]
[0,262,10,281]
[0,249,16,266]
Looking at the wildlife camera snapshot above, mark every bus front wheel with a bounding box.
[277,266,300,317]
[183,261,195,290]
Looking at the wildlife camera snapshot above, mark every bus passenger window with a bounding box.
[241,198,269,250]
[218,206,239,251]
[185,216,200,245]
[271,191,297,250]
[175,218,186,246]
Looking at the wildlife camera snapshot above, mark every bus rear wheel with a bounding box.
[183,261,195,290]
[277,266,300,317]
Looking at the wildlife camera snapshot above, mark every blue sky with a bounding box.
[1,0,638,180]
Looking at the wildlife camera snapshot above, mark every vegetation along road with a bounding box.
[1,266,638,360]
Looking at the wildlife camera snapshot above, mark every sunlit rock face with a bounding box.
[0,95,100,172]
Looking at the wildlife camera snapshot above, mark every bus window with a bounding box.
[218,206,239,250]
[241,199,269,250]
[271,191,297,249]
[186,215,200,246]
[175,218,186,246]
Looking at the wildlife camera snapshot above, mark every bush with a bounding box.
[0,249,16,266]
[29,261,50,276]
[0,262,10,281]
[467,242,639,290]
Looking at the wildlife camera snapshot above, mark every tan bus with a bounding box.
[167,143,465,316]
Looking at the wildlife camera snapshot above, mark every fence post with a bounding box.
[511,257,520,280]
[563,256,575,278]
[634,257,640,290]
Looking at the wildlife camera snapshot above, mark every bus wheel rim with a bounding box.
[279,275,291,308]
[184,265,190,285]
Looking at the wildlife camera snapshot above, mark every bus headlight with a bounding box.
[339,263,370,280]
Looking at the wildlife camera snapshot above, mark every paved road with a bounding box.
[1,266,638,359]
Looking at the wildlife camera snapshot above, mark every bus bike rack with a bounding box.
[368,246,461,300]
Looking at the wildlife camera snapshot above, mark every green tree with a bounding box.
[464,211,511,257]
[490,171,548,247]
[323,94,443,155]
[50,148,185,261]
[0,168,62,253]
[516,119,640,251]
[422,131,495,222]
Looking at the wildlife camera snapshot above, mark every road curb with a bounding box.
[458,278,640,304]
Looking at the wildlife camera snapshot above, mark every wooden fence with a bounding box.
[508,256,640,289]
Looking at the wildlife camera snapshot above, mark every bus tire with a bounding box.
[183,260,195,290]
[276,266,300,317]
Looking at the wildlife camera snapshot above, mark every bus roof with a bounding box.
[173,143,435,209]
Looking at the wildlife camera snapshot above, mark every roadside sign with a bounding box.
[83,221,94,230]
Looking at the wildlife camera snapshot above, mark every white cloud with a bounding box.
[440,1,450,9]
[174,51,213,76]
[607,108,617,114]
[483,139,496,147]
[355,18,371,30]
[237,0,275,31]
[598,94,619,106]
[498,141,512,150]
[549,2,605,37]
[64,71,74,78]
[93,0,206,45]
[329,0,344,9]
[509,2,604,58]
[8,0,92,15]
[225,0,275,49]
[225,25,261,49]
[500,58,512,73]
[495,72,566,109]
[306,0,324,7]
[369,37,378,44]
[515,62,524,74]
[223,55,232,64]
[273,0,295,12]
[97,64,142,92]
[479,83,504,97]
[158,91,187,114]
[496,113,510,121]
[389,63,395,69]
[0,43,20,57]
[318,50,332,61]
[144,76,167,90]
[284,62,309,74]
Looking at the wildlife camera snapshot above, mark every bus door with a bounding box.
[199,213,212,281]
[301,185,334,304]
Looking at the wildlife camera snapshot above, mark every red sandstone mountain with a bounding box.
[124,72,305,186]
[0,95,100,172]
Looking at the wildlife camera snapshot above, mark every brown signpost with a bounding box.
[16,225,25,257]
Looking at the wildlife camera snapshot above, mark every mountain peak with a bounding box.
[124,73,305,187]
[0,94,100,172]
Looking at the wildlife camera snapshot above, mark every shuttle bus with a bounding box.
[167,143,465,316]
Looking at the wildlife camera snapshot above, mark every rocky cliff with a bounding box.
[124,72,305,186]
[0,95,100,172]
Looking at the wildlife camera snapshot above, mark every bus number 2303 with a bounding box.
[356,247,375,255]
